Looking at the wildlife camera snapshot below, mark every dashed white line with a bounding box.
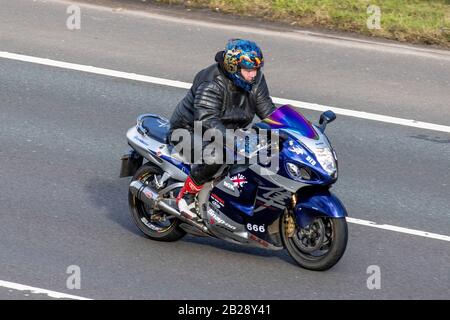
[1,51,449,134]
[0,280,92,300]
[346,218,450,242]
[1,216,448,301]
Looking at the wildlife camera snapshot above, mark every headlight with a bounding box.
[286,162,312,181]
[315,147,337,176]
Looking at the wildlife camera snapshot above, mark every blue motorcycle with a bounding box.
[120,104,348,271]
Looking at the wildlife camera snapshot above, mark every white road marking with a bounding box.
[1,51,449,134]
[0,51,191,89]
[1,217,448,301]
[0,280,92,300]
[1,50,450,243]
[346,218,450,242]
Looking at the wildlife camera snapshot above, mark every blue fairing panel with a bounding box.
[294,187,347,228]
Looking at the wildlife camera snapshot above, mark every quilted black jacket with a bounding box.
[169,51,276,137]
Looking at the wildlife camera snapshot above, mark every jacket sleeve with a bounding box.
[254,74,276,119]
[193,81,227,136]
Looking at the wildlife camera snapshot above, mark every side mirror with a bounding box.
[319,110,336,132]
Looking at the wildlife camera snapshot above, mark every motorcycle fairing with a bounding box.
[293,186,348,228]
[207,165,293,247]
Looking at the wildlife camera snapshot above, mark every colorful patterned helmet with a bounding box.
[222,39,264,92]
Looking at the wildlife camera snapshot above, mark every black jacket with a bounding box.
[169,51,276,137]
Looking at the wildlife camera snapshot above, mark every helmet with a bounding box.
[222,39,264,92]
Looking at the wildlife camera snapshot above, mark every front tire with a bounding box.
[280,211,348,271]
[128,164,186,242]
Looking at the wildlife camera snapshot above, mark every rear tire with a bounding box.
[128,164,186,242]
[280,211,348,271]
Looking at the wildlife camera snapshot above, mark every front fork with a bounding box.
[283,194,298,238]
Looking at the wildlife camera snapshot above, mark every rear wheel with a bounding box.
[280,211,347,271]
[128,164,186,241]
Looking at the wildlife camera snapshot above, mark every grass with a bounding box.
[155,0,450,47]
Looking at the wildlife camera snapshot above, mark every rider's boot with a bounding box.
[176,176,203,221]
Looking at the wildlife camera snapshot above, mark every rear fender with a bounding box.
[119,149,143,177]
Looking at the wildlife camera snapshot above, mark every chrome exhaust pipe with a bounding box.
[129,180,209,233]
[129,180,159,206]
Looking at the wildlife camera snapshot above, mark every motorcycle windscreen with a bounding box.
[262,104,319,140]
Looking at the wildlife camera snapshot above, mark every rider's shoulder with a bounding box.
[195,79,225,96]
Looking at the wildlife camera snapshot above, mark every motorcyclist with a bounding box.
[169,39,276,220]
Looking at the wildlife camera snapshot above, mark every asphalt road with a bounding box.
[0,0,449,299]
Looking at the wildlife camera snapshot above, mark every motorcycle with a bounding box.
[120,104,348,271]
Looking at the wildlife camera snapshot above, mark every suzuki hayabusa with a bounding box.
[120,104,348,271]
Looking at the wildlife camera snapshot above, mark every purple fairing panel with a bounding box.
[262,104,319,140]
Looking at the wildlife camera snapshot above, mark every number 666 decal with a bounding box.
[247,223,265,233]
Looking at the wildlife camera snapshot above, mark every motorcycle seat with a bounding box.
[140,115,170,144]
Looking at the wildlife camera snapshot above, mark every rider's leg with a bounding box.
[172,127,224,220]
[176,163,222,220]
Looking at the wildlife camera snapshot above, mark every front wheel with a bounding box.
[280,212,348,271]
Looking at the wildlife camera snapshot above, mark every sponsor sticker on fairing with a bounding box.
[231,173,248,188]
[207,208,237,230]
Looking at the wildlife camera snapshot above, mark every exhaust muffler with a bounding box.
[129,180,209,233]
